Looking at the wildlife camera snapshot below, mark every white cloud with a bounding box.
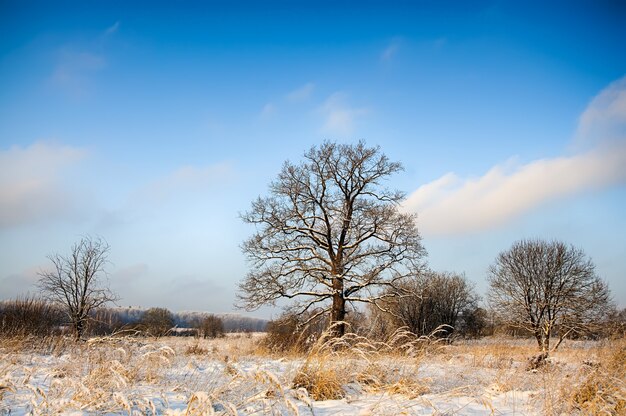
[286,82,315,102]
[403,75,626,236]
[319,92,368,137]
[576,76,626,149]
[0,142,87,228]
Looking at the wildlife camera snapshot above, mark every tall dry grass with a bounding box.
[291,324,442,400]
[1,331,624,415]
[0,333,304,415]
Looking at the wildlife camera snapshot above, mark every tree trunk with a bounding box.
[534,330,543,351]
[542,335,550,355]
[330,276,346,337]
[74,319,84,341]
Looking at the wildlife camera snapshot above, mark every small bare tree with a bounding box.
[198,314,225,338]
[238,141,426,337]
[488,239,612,355]
[379,271,479,337]
[140,307,175,337]
[38,236,118,340]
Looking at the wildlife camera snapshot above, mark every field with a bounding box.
[0,333,624,415]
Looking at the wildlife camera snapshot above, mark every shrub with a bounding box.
[86,308,125,336]
[197,315,225,339]
[570,339,626,414]
[139,307,175,337]
[0,296,63,336]
[261,311,327,353]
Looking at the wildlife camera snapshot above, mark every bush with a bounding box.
[570,339,626,413]
[197,315,225,338]
[458,307,489,338]
[373,271,479,340]
[261,311,326,353]
[0,297,64,336]
[139,307,175,337]
[86,307,125,336]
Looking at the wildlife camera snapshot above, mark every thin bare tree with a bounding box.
[238,141,426,337]
[488,239,612,354]
[38,236,118,340]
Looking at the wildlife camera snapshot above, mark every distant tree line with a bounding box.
[0,300,267,338]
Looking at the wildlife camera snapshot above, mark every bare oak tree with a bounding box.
[238,141,425,337]
[488,239,612,354]
[38,236,118,339]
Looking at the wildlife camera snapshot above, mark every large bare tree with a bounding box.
[238,141,425,336]
[488,239,612,354]
[38,236,118,339]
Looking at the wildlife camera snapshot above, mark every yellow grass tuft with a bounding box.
[292,358,345,401]
[569,339,626,414]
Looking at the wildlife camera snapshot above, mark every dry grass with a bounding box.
[568,338,626,415]
[0,333,303,415]
[184,342,210,356]
[1,332,624,415]
[291,326,438,401]
[437,336,626,415]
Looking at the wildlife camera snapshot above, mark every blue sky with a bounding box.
[1,1,625,317]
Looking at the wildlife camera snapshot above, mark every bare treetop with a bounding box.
[38,236,118,339]
[238,141,426,336]
[488,238,612,354]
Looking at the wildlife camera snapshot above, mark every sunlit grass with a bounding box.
[0,333,624,414]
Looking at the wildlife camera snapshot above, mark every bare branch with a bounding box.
[38,235,118,340]
[487,239,613,354]
[237,141,425,337]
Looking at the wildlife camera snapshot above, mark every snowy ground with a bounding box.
[0,334,621,415]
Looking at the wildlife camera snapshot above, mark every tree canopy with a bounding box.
[488,239,612,354]
[238,141,425,336]
[38,236,118,340]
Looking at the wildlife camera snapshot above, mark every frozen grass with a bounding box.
[0,333,624,415]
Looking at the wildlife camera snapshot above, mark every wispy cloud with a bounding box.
[50,50,106,97]
[136,163,235,205]
[110,263,149,290]
[381,38,402,61]
[50,22,119,98]
[286,82,315,102]
[259,102,276,120]
[103,21,120,37]
[319,92,368,137]
[0,142,88,228]
[403,75,626,236]
[0,266,42,299]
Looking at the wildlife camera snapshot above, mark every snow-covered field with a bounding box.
[0,333,623,415]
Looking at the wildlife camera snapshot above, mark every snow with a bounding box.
[0,335,602,415]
